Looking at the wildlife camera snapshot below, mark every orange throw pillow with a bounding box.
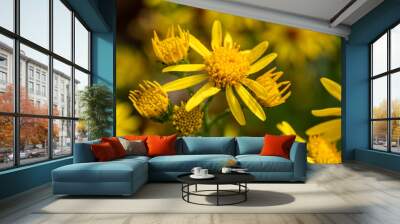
[124,135,148,141]
[260,134,296,159]
[101,137,127,158]
[146,134,177,157]
[91,142,117,161]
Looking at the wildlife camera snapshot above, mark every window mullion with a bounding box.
[370,45,373,149]
[13,0,20,167]
[71,10,76,156]
[388,30,391,152]
[48,0,54,160]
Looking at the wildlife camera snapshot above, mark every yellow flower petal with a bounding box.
[306,118,341,142]
[189,34,211,58]
[162,64,205,73]
[247,53,277,75]
[211,20,222,50]
[247,41,269,64]
[234,84,266,121]
[185,82,221,111]
[241,78,267,99]
[162,74,208,92]
[307,135,342,164]
[226,85,246,126]
[311,107,341,117]
[224,32,233,48]
[320,77,341,102]
[276,121,306,142]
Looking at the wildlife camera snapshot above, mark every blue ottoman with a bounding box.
[52,157,148,196]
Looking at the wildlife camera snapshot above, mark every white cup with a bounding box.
[191,167,202,176]
[200,169,208,176]
[221,167,232,174]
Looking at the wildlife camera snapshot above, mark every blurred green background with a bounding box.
[116,0,341,140]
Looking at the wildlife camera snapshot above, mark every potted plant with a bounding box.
[79,84,113,140]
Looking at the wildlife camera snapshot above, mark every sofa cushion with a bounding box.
[53,159,147,183]
[236,137,263,155]
[101,137,127,158]
[73,139,100,163]
[119,138,147,156]
[149,154,235,172]
[91,142,118,161]
[236,155,293,172]
[147,135,177,157]
[124,135,148,141]
[179,137,235,155]
[116,155,150,163]
[260,134,296,159]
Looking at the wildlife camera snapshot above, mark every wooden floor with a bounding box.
[1,162,400,224]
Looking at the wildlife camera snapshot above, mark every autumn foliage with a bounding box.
[373,99,400,141]
[0,85,59,150]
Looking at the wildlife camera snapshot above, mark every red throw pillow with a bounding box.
[101,137,127,158]
[124,135,148,141]
[146,134,177,157]
[91,142,117,161]
[260,134,296,159]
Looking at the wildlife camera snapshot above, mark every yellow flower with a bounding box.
[276,121,341,164]
[276,121,306,142]
[116,102,141,136]
[263,24,338,65]
[128,80,170,121]
[256,67,291,107]
[152,25,189,64]
[161,20,279,126]
[172,102,203,136]
[307,136,342,164]
[306,77,341,142]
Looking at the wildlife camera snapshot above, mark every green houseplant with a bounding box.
[79,84,113,140]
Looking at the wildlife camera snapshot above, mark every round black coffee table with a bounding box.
[177,173,255,206]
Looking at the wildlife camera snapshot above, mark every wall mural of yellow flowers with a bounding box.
[117,0,342,164]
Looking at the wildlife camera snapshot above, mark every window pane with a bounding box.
[0,0,14,31]
[74,69,89,118]
[53,0,72,60]
[20,44,49,115]
[20,0,49,48]
[372,121,388,151]
[391,72,400,118]
[391,120,400,153]
[391,24,400,70]
[74,17,89,70]
[75,120,88,143]
[372,33,387,76]
[20,117,49,165]
[0,34,14,112]
[53,119,72,157]
[0,116,13,170]
[372,76,387,118]
[53,59,72,117]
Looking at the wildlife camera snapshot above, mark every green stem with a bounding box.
[200,96,215,136]
[208,109,230,130]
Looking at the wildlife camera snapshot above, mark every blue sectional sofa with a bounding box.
[52,137,306,196]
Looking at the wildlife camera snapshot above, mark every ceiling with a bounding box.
[167,0,384,38]
[230,0,353,23]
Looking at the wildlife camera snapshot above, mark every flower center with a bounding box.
[172,102,203,136]
[204,46,250,88]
